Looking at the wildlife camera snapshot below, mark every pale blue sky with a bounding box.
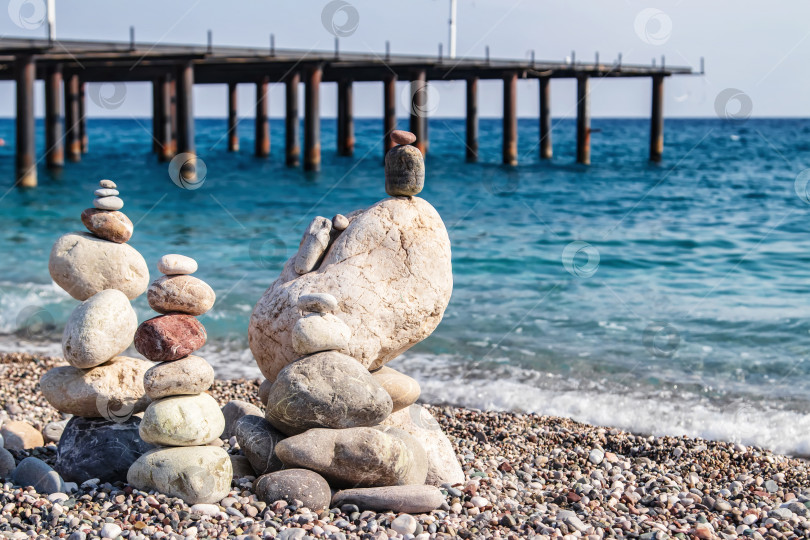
[0,0,804,119]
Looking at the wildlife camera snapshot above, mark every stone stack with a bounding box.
[41,179,153,485]
[127,254,233,505]
[246,130,464,514]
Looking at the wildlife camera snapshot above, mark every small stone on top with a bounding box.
[93,196,124,211]
[157,254,198,276]
[94,188,119,197]
[99,179,117,189]
[332,214,349,231]
[298,292,338,314]
[391,130,417,146]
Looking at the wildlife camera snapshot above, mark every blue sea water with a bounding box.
[1,116,810,454]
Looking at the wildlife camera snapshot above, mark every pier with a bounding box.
[0,37,694,186]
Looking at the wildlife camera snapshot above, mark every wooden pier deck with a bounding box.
[0,37,695,186]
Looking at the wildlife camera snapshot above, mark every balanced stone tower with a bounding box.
[42,179,154,484]
[126,254,233,505]
[247,130,464,513]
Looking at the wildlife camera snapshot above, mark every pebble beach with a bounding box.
[0,352,806,540]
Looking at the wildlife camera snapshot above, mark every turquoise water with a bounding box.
[2,117,810,454]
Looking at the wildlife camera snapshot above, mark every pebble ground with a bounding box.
[0,353,808,539]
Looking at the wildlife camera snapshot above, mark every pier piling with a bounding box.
[151,79,160,154]
[285,72,300,167]
[255,76,269,157]
[502,71,518,166]
[383,74,397,154]
[79,82,88,154]
[539,77,552,160]
[304,65,322,171]
[337,79,354,156]
[64,73,81,162]
[465,77,478,162]
[157,72,174,161]
[15,54,36,187]
[649,74,664,162]
[576,75,590,165]
[409,69,427,155]
[227,82,239,152]
[45,64,64,169]
[176,62,195,155]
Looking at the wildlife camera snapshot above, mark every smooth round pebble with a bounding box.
[391,130,417,145]
[332,214,349,231]
[139,393,225,446]
[157,254,198,275]
[297,292,338,314]
[391,514,417,535]
[134,314,207,362]
[93,188,119,197]
[143,354,215,399]
[98,179,117,189]
[80,208,133,244]
[147,274,215,316]
[93,196,124,211]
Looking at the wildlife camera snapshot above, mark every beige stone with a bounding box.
[39,356,152,418]
[294,217,332,274]
[139,393,225,446]
[381,405,464,486]
[332,485,445,513]
[157,254,197,275]
[62,289,138,369]
[49,232,149,300]
[249,197,453,382]
[147,275,215,316]
[371,366,420,413]
[1,421,43,451]
[143,355,214,399]
[127,446,232,504]
[291,313,351,355]
[274,426,427,488]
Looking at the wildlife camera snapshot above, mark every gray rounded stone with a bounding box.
[331,485,445,513]
[384,145,424,197]
[221,399,263,440]
[143,354,214,399]
[291,313,351,355]
[99,179,117,189]
[258,379,272,406]
[230,455,256,479]
[294,217,332,275]
[139,394,225,446]
[254,469,331,510]
[49,232,149,301]
[62,289,138,369]
[147,275,215,316]
[11,457,64,494]
[42,419,69,444]
[55,416,153,483]
[93,196,124,211]
[297,292,338,314]
[233,414,286,476]
[332,214,349,231]
[94,188,119,197]
[0,448,15,478]
[265,351,392,435]
[127,446,232,505]
[275,426,427,488]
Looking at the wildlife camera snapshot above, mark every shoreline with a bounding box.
[0,352,808,538]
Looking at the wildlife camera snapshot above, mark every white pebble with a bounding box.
[391,514,417,535]
[93,196,124,211]
[470,496,489,508]
[94,188,119,197]
[190,503,220,517]
[332,214,349,231]
[100,523,122,538]
[157,254,198,275]
[99,179,117,189]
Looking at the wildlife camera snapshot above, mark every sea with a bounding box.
[1,116,810,456]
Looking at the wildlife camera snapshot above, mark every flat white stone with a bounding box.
[99,179,117,189]
[157,254,198,275]
[93,196,124,211]
[94,188,119,197]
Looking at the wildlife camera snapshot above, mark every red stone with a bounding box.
[134,314,206,362]
[390,130,416,145]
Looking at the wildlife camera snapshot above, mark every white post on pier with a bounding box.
[448,0,457,59]
[46,0,55,42]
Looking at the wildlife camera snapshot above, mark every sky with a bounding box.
[0,0,805,119]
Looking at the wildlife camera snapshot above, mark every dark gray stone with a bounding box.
[233,414,285,476]
[0,448,14,478]
[11,457,64,494]
[384,145,425,197]
[55,416,153,483]
[254,469,331,510]
[221,399,263,440]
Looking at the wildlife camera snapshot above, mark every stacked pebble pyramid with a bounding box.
[41,179,154,484]
[127,254,233,505]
